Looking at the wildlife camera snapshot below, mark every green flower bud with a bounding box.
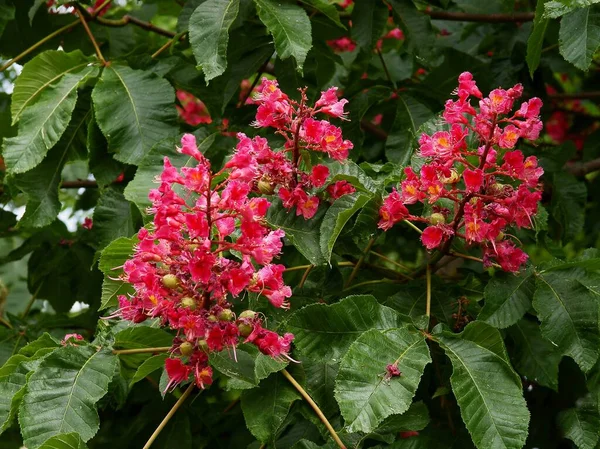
[238,323,254,337]
[218,309,235,321]
[197,339,209,352]
[162,274,179,289]
[180,341,194,356]
[429,213,446,225]
[239,310,257,320]
[180,297,196,310]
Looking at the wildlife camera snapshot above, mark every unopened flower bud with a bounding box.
[488,183,505,195]
[442,170,460,184]
[162,274,179,289]
[239,310,257,320]
[257,178,275,194]
[218,309,235,321]
[197,339,209,352]
[180,341,194,356]
[238,323,254,337]
[207,314,218,322]
[180,297,196,310]
[429,213,445,225]
[496,231,505,242]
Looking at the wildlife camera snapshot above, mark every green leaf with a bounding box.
[533,267,600,372]
[130,354,168,385]
[241,372,301,443]
[559,6,600,71]
[385,94,433,165]
[19,347,117,449]
[527,0,550,77]
[286,295,410,360]
[350,0,388,50]
[124,130,216,211]
[557,398,600,449]
[0,0,14,39]
[91,187,141,251]
[38,433,88,449]
[478,267,535,329]
[435,321,530,449]
[177,0,205,32]
[320,193,370,263]
[189,0,240,83]
[551,172,587,241]
[334,327,430,433]
[545,0,600,18]
[91,64,179,166]
[3,67,96,175]
[299,0,344,28]
[11,95,91,228]
[254,0,312,72]
[98,236,137,310]
[507,319,561,391]
[87,113,124,189]
[266,197,327,265]
[388,0,435,57]
[210,344,287,390]
[10,50,91,125]
[373,401,430,434]
[325,160,379,194]
[0,335,60,435]
[303,359,339,417]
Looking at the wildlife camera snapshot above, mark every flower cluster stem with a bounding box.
[142,382,195,449]
[281,369,346,449]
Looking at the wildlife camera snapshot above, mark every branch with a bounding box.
[61,180,99,189]
[566,158,600,177]
[281,369,346,449]
[424,10,534,22]
[549,92,600,100]
[96,15,176,38]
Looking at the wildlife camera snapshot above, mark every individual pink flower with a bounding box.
[327,180,356,199]
[463,168,483,193]
[164,358,192,393]
[378,189,409,230]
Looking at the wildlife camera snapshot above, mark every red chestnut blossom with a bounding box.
[227,78,354,218]
[176,90,212,126]
[378,73,543,272]
[113,133,297,391]
[327,36,357,53]
[327,180,356,200]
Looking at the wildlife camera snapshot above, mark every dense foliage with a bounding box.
[0,0,600,448]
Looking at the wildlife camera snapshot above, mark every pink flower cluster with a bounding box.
[226,78,356,219]
[115,134,295,391]
[378,72,544,272]
[176,90,212,126]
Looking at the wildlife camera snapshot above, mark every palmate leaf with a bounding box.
[266,197,327,266]
[189,0,240,83]
[286,295,410,361]
[557,397,600,449]
[507,319,561,391]
[19,346,117,449]
[37,433,88,449]
[558,6,600,71]
[320,193,371,263]
[98,235,137,310]
[435,321,530,449]
[3,67,97,175]
[254,0,312,73]
[241,372,301,443]
[0,334,60,436]
[91,64,179,166]
[545,0,600,18]
[533,267,600,373]
[10,50,91,125]
[526,0,550,77]
[11,94,91,228]
[478,267,535,329]
[334,327,430,433]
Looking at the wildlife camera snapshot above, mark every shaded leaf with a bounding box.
[526,0,550,77]
[479,267,534,329]
[241,372,301,443]
[91,187,141,251]
[351,0,388,50]
[557,398,600,449]
[533,267,600,372]
[98,236,136,310]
